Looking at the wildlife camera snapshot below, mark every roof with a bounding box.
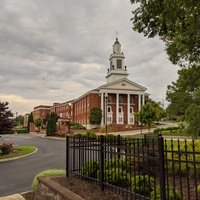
[96,78,147,92]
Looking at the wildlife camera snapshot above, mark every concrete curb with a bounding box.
[40,135,66,140]
[0,194,25,200]
[0,147,38,163]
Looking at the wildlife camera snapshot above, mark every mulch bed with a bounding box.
[22,176,124,200]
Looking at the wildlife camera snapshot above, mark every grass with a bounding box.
[32,169,66,190]
[0,145,36,160]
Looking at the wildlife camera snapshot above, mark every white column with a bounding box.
[127,94,130,124]
[116,93,119,124]
[142,94,145,106]
[101,93,104,125]
[138,94,141,112]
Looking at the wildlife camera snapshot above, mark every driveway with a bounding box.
[0,134,66,196]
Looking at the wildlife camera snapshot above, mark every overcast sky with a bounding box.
[0,0,179,115]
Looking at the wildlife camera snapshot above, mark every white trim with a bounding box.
[99,89,145,95]
[101,93,104,125]
[116,93,119,124]
[142,95,145,106]
[127,94,130,124]
[138,95,141,112]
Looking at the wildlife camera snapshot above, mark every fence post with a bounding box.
[66,135,69,177]
[158,135,166,200]
[100,135,104,191]
[117,134,121,159]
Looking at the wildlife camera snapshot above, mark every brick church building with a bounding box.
[32,38,148,131]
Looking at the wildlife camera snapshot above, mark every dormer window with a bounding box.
[117,59,122,69]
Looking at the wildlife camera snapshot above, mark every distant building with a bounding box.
[32,38,148,131]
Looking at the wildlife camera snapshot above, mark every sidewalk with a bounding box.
[0,194,25,200]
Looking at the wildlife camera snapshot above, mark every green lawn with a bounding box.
[0,146,36,160]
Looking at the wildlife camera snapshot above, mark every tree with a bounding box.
[34,118,43,131]
[15,115,24,126]
[89,107,102,124]
[148,100,166,122]
[185,104,200,137]
[166,66,200,118]
[0,101,14,134]
[46,112,57,136]
[28,112,34,132]
[135,102,157,132]
[130,0,200,67]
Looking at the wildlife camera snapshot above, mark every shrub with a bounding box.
[73,132,97,139]
[15,127,28,134]
[0,142,13,154]
[98,167,131,187]
[31,169,65,190]
[89,107,102,124]
[104,157,132,171]
[167,140,200,177]
[150,187,181,200]
[131,175,154,197]
[70,122,86,130]
[81,160,100,178]
[197,185,200,193]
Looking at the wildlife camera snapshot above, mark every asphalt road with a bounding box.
[0,134,66,196]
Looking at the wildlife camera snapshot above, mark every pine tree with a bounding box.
[0,101,14,134]
[28,112,34,133]
[46,112,57,136]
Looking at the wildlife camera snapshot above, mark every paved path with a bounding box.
[0,134,66,197]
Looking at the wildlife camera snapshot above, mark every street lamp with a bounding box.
[67,102,72,134]
[105,93,108,134]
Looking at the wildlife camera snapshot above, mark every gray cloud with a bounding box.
[0,0,178,114]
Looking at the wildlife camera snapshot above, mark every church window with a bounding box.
[119,106,123,113]
[119,95,123,104]
[117,59,122,69]
[108,95,112,103]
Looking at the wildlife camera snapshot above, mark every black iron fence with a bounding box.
[66,135,200,200]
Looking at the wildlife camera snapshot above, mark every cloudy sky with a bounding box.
[0,0,179,115]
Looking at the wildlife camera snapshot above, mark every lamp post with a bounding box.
[67,118,71,134]
[105,93,108,134]
[67,102,72,134]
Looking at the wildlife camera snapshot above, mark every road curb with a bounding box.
[0,147,38,163]
[41,136,66,140]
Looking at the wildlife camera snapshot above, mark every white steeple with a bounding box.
[106,38,129,83]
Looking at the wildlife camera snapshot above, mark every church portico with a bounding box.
[100,91,146,126]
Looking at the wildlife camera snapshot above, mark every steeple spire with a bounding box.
[106,37,129,83]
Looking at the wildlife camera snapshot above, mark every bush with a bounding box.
[167,140,200,177]
[0,142,13,154]
[150,187,181,200]
[70,122,86,130]
[153,127,181,134]
[31,169,65,190]
[104,157,132,171]
[81,160,100,178]
[15,127,28,134]
[197,185,200,193]
[131,175,154,197]
[98,167,131,187]
[73,132,97,139]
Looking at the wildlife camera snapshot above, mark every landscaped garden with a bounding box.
[0,142,36,160]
